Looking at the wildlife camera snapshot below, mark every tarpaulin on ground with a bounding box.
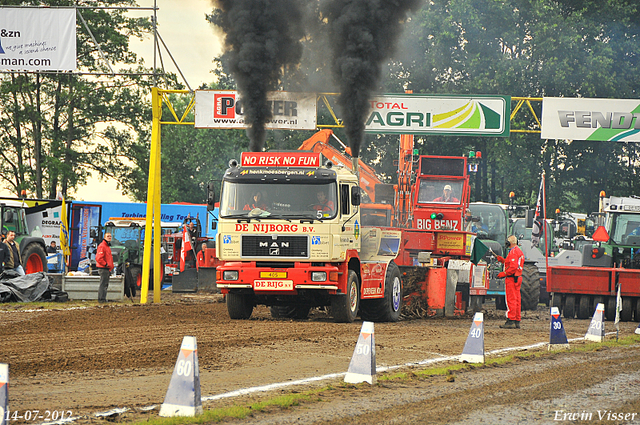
[0,271,67,303]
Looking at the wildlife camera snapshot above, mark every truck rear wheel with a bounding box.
[270,305,311,320]
[563,295,575,319]
[577,295,591,319]
[22,243,47,274]
[360,262,403,322]
[331,270,359,323]
[520,264,540,311]
[227,292,254,319]
[606,297,616,321]
[621,297,633,322]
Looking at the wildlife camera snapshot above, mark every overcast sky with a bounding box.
[76,0,223,203]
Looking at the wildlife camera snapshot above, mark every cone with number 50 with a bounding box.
[159,336,202,417]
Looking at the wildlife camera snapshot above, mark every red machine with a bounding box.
[547,195,640,322]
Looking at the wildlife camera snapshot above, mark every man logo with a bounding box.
[269,247,280,256]
[260,242,268,247]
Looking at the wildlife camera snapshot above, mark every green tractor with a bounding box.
[468,201,544,311]
[1,200,47,274]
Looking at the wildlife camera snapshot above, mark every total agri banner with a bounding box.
[541,97,640,142]
[0,8,76,72]
[195,90,317,130]
[364,94,510,136]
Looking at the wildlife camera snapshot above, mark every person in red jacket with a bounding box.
[496,235,524,328]
[95,233,114,303]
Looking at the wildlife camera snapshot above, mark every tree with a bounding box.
[0,0,158,200]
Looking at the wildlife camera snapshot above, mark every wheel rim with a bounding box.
[25,253,43,274]
[392,276,401,312]
[349,280,358,312]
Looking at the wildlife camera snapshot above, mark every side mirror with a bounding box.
[210,221,217,230]
[351,186,361,206]
[207,181,216,211]
[3,210,13,223]
[90,228,98,238]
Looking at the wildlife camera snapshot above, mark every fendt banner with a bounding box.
[364,94,510,137]
[195,90,317,130]
[0,8,76,72]
[542,97,640,142]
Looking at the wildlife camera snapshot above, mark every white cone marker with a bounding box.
[549,307,569,349]
[344,321,376,385]
[159,336,203,417]
[460,312,485,363]
[585,303,605,342]
[0,364,7,425]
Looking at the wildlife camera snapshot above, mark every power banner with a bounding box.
[195,90,317,130]
[542,97,640,142]
[364,94,510,136]
[0,8,76,71]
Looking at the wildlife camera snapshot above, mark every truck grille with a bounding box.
[242,235,308,258]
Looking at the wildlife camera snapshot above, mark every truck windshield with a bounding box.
[417,180,463,204]
[610,213,640,246]
[220,181,338,220]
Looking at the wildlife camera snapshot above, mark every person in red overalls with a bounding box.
[496,235,524,329]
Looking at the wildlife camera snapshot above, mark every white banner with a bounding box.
[195,90,317,130]
[0,8,76,72]
[542,97,640,142]
[364,94,510,136]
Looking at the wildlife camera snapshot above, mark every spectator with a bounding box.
[47,241,58,254]
[95,233,114,303]
[4,231,24,276]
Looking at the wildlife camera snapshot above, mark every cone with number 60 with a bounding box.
[159,336,202,417]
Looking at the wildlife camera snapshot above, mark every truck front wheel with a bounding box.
[22,243,47,274]
[227,292,254,319]
[331,270,360,323]
[360,262,403,322]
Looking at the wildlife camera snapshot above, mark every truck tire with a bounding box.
[635,298,640,322]
[606,297,616,321]
[270,305,311,320]
[331,270,360,323]
[551,293,562,311]
[577,295,591,319]
[621,297,633,322]
[227,292,254,319]
[360,262,403,322]
[22,243,47,274]
[469,295,484,313]
[564,295,575,319]
[520,264,540,311]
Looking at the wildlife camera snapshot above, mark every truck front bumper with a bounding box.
[217,261,342,294]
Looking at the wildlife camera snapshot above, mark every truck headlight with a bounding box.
[223,270,239,281]
[311,271,327,282]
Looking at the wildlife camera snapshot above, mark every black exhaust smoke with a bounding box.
[321,0,422,158]
[211,0,305,152]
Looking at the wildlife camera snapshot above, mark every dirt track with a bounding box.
[3,294,640,424]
